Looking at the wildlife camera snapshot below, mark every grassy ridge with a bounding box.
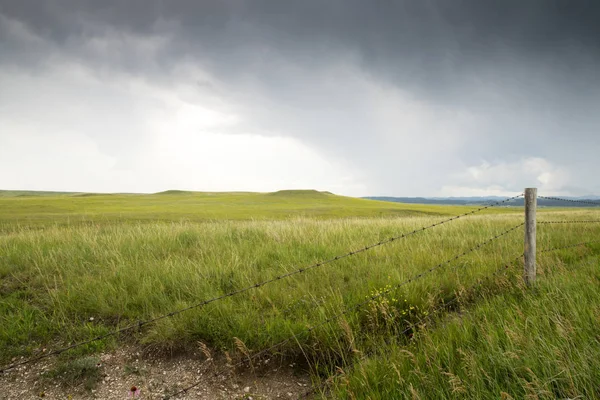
[1,190,599,399]
[0,190,473,228]
[0,190,81,197]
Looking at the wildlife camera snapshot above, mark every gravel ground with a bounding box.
[0,346,313,400]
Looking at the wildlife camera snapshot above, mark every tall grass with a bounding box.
[1,192,598,399]
[326,249,600,399]
[1,214,528,360]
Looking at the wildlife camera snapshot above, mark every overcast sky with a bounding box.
[1,1,599,197]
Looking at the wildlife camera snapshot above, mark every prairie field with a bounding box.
[0,190,599,399]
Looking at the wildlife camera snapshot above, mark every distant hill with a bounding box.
[154,190,195,195]
[365,197,477,205]
[0,190,79,197]
[2,189,598,208]
[363,196,600,208]
[0,189,471,225]
[0,190,135,198]
[267,189,332,198]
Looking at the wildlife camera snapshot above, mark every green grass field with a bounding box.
[0,189,516,229]
[1,190,599,399]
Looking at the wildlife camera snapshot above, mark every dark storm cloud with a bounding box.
[1,0,599,195]
[3,0,599,82]
[14,0,595,129]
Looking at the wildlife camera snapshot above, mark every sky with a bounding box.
[1,0,599,197]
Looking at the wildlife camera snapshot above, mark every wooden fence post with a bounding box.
[524,188,537,285]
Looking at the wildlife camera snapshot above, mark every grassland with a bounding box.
[328,252,600,399]
[0,190,599,399]
[0,189,520,231]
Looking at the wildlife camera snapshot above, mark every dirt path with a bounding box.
[0,347,313,400]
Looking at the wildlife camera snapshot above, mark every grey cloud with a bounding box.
[1,0,599,195]
[4,1,599,85]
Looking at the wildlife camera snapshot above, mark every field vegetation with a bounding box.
[0,190,598,399]
[0,189,470,228]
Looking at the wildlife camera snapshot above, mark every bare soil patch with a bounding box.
[0,347,313,400]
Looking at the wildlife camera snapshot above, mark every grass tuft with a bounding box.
[45,356,102,391]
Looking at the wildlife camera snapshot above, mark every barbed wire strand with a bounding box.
[538,195,600,207]
[299,253,524,399]
[538,220,600,224]
[539,241,598,254]
[165,222,523,399]
[0,194,523,374]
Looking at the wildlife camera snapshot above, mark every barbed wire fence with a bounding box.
[293,192,599,400]
[166,224,524,399]
[0,194,523,374]
[324,242,599,398]
[539,220,600,224]
[301,241,600,399]
[1,189,599,400]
